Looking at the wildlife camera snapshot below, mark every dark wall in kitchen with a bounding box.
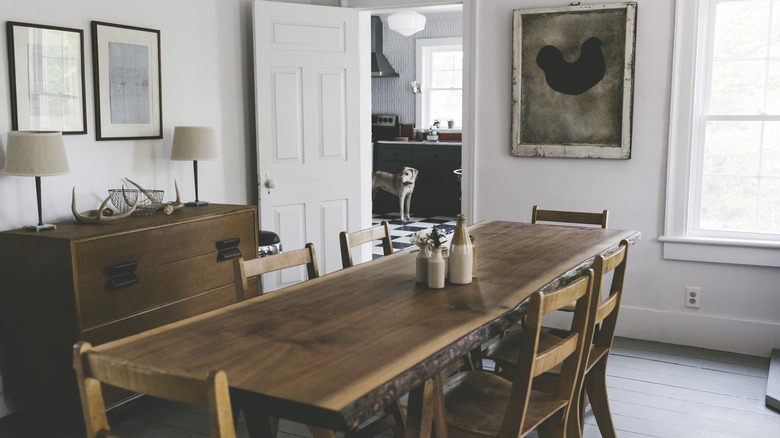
[371,13,462,126]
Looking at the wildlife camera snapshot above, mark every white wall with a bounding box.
[0,0,257,417]
[0,0,257,232]
[472,0,780,357]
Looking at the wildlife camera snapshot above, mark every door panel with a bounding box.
[275,203,308,287]
[254,1,368,291]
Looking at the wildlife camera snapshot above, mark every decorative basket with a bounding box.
[109,188,164,217]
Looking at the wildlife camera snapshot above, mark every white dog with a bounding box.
[372,167,419,222]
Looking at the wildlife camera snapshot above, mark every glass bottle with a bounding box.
[449,214,473,284]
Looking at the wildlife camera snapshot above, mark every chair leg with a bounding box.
[584,359,616,438]
[388,400,407,438]
[308,426,337,438]
[536,411,567,438]
[565,387,584,438]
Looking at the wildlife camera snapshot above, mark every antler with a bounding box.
[72,186,139,223]
[125,177,184,215]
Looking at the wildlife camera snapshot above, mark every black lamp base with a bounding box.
[24,223,57,232]
[186,200,209,207]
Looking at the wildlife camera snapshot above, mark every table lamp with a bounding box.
[5,131,70,231]
[170,126,218,206]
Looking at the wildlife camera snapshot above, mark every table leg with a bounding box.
[404,374,448,438]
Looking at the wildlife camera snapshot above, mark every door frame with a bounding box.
[344,0,476,222]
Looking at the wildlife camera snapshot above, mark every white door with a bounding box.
[254,1,371,291]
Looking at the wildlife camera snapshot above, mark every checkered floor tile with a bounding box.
[371,213,457,258]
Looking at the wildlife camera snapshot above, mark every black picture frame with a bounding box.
[91,21,162,141]
[6,21,87,134]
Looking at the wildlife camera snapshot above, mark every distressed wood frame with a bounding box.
[511,3,637,159]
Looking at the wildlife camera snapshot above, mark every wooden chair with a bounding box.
[532,205,609,228]
[233,243,319,299]
[339,221,393,268]
[530,205,608,314]
[73,341,236,438]
[442,270,597,438]
[484,240,629,437]
[338,221,406,438]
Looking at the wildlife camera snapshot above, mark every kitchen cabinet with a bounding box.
[373,141,461,217]
[0,204,259,417]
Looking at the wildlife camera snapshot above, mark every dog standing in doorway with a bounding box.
[372,167,419,222]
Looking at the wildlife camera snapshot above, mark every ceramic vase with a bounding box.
[427,247,445,289]
[449,214,473,284]
[416,245,430,283]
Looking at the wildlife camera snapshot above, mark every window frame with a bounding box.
[662,0,780,267]
[415,36,463,130]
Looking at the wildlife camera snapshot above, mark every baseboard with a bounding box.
[615,305,780,357]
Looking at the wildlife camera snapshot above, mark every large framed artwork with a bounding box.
[6,22,87,134]
[511,3,637,159]
[91,21,162,140]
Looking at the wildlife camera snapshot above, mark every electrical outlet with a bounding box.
[685,286,701,309]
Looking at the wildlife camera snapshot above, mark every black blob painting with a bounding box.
[536,37,605,95]
[510,4,636,159]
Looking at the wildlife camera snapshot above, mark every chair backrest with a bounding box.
[233,243,319,300]
[339,221,393,269]
[500,270,597,437]
[531,205,609,228]
[73,341,236,438]
[589,239,629,357]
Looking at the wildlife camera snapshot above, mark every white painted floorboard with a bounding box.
[3,337,778,437]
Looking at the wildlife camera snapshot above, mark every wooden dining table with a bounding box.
[86,220,640,438]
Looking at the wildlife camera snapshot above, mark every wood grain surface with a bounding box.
[90,221,640,432]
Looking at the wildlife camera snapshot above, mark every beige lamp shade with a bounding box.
[170,126,218,161]
[387,11,426,37]
[5,131,70,177]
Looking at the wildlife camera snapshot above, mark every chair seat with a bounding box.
[443,370,568,438]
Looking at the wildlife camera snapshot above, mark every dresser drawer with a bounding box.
[74,211,256,285]
[81,280,257,345]
[77,242,256,329]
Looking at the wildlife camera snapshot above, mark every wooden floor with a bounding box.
[1,337,778,437]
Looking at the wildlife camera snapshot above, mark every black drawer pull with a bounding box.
[106,261,137,277]
[216,237,241,250]
[218,247,242,261]
[108,273,139,290]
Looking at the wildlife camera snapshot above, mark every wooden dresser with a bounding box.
[0,204,259,415]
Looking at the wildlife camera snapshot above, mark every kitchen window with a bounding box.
[662,0,780,267]
[415,37,463,130]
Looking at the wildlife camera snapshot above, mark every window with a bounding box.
[663,0,780,266]
[415,37,462,130]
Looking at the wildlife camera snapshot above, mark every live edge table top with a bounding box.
[90,220,641,432]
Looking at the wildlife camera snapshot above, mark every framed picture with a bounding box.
[91,21,162,140]
[6,22,87,134]
[511,3,637,159]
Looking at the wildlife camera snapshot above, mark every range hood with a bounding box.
[371,16,399,78]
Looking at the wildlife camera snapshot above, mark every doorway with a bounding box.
[367,4,465,256]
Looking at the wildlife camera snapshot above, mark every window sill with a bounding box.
[659,235,780,267]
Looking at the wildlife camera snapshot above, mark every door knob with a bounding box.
[264,179,276,189]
